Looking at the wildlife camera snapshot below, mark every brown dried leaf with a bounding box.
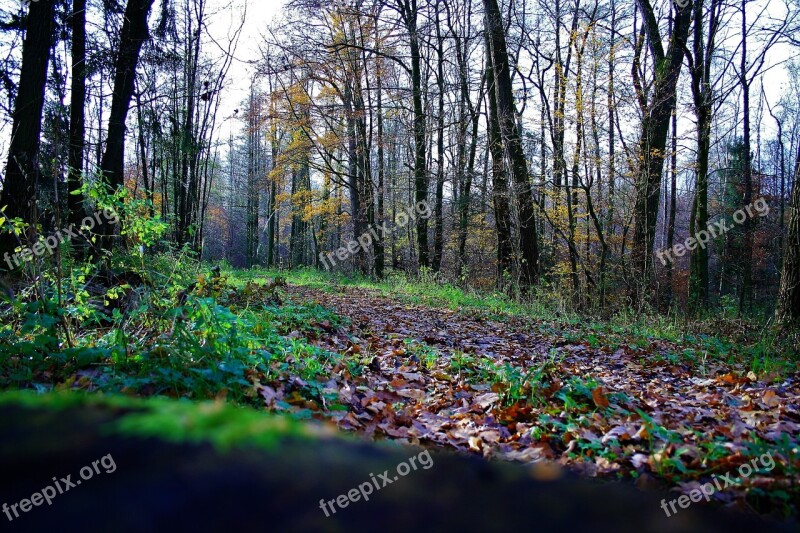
[592,386,610,408]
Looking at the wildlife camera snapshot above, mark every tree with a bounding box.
[395,0,429,270]
[686,0,723,309]
[775,142,800,325]
[485,35,513,284]
[630,0,692,299]
[0,0,56,261]
[737,0,754,313]
[732,0,787,313]
[67,0,87,238]
[448,1,482,278]
[484,0,539,287]
[98,0,156,249]
[431,2,445,274]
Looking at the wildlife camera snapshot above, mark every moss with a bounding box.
[0,390,333,452]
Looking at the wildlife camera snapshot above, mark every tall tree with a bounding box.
[450,1,481,277]
[484,0,540,287]
[432,3,445,274]
[374,43,386,279]
[662,108,677,307]
[738,0,754,313]
[732,0,786,312]
[485,36,513,285]
[686,0,722,309]
[98,0,156,248]
[775,143,800,325]
[630,0,692,298]
[67,0,87,237]
[396,0,429,269]
[0,0,56,261]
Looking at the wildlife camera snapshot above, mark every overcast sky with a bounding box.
[207,0,286,143]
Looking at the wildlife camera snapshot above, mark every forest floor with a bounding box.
[1,265,799,525]
[246,272,800,520]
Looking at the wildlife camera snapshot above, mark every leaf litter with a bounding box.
[250,284,799,518]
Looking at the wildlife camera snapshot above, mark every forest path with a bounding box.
[277,283,799,515]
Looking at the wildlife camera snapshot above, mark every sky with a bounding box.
[207,0,286,143]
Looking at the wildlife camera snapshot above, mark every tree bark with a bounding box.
[0,0,56,261]
[98,0,155,249]
[484,0,539,287]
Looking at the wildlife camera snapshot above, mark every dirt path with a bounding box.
[280,284,799,516]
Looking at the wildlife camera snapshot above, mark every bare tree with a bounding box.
[484,0,539,287]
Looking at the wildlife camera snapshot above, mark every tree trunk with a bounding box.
[458,79,482,278]
[485,40,513,286]
[0,0,56,261]
[398,0,429,270]
[245,85,259,268]
[484,0,539,287]
[68,0,87,239]
[630,0,692,299]
[374,63,386,279]
[738,0,754,313]
[432,6,445,274]
[98,0,155,250]
[666,111,678,307]
[775,144,800,325]
[687,0,722,310]
[178,4,202,247]
[605,0,616,248]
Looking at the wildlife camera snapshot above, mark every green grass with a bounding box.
[235,267,799,377]
[0,259,355,408]
[232,267,537,317]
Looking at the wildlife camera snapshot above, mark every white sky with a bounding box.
[208,0,285,143]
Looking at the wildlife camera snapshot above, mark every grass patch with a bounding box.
[241,267,798,377]
[0,258,352,408]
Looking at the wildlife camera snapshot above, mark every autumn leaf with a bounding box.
[762,389,781,408]
[592,386,610,408]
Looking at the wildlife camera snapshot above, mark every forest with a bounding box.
[0,0,799,530]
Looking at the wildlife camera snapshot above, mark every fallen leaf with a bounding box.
[630,453,649,469]
[468,436,483,452]
[592,386,610,408]
[762,389,781,408]
[397,388,426,401]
